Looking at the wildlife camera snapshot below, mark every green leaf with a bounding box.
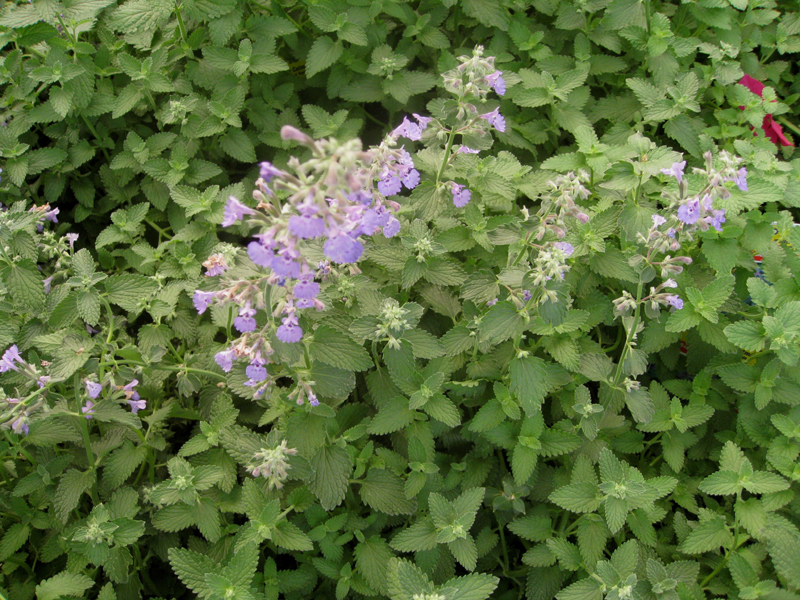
[55,469,95,523]
[220,129,256,162]
[678,516,733,554]
[480,301,525,344]
[764,526,800,588]
[36,572,94,600]
[310,326,372,371]
[438,572,499,600]
[168,547,216,598]
[509,356,549,414]
[306,36,342,78]
[359,469,416,515]
[272,520,314,551]
[2,259,45,310]
[550,482,601,513]
[0,523,30,561]
[724,320,767,352]
[308,444,352,511]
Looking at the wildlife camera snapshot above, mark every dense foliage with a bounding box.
[2,1,800,600]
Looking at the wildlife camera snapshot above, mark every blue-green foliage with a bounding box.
[1,1,800,600]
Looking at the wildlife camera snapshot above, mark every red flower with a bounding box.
[737,74,794,147]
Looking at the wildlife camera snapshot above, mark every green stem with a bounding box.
[96,359,227,380]
[611,279,645,390]
[78,416,100,504]
[700,492,741,587]
[435,127,457,185]
[174,5,189,47]
[144,219,172,240]
[81,115,110,162]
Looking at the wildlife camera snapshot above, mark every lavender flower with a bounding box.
[215,348,235,372]
[288,215,325,239]
[487,298,498,306]
[11,416,29,436]
[391,116,422,141]
[246,358,268,382]
[85,380,102,399]
[308,392,320,407]
[553,242,574,257]
[457,146,480,154]
[522,290,532,301]
[294,278,320,299]
[734,167,747,191]
[128,398,146,414]
[402,169,420,189]
[660,161,687,183]
[485,71,506,95]
[193,290,216,314]
[413,114,433,130]
[378,171,402,196]
[479,108,506,132]
[203,254,229,277]
[451,183,472,208]
[708,209,726,232]
[666,295,684,310]
[0,345,23,372]
[276,315,303,343]
[383,217,401,237]
[66,233,79,250]
[234,304,258,333]
[677,199,700,224]
[651,214,667,227]
[324,235,364,264]
[259,161,283,182]
[663,279,678,288]
[247,241,274,268]
[43,276,54,294]
[82,401,95,419]
[221,196,256,227]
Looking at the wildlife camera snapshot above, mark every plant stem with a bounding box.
[435,127,457,185]
[611,278,645,389]
[701,492,741,587]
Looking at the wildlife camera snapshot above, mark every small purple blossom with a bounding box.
[666,295,684,310]
[391,116,422,141]
[11,416,29,436]
[378,172,402,196]
[451,183,472,208]
[193,290,216,314]
[246,358,268,383]
[259,161,283,182]
[479,108,506,132]
[221,196,256,227]
[485,71,506,95]
[247,241,273,268]
[402,169,420,189]
[708,209,726,232]
[487,298,498,306]
[383,217,401,238]
[43,276,53,294]
[324,235,364,264]
[413,114,432,130]
[0,345,23,373]
[85,380,102,399]
[308,392,320,407]
[651,214,667,227]
[663,279,678,288]
[276,315,303,343]
[734,167,747,192]
[271,255,301,278]
[82,401,95,419]
[128,398,146,414]
[457,146,480,154]
[553,242,574,256]
[294,278,320,299]
[677,199,700,225]
[234,305,258,333]
[523,290,532,302]
[66,233,79,249]
[203,254,228,277]
[215,349,235,372]
[289,215,325,239]
[296,298,315,309]
[660,161,687,183]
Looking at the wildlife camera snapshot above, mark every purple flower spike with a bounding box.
[128,398,146,414]
[451,183,472,208]
[82,401,95,419]
[479,108,506,132]
[193,290,216,314]
[677,199,700,224]
[486,71,506,96]
[234,305,258,333]
[221,196,256,227]
[666,295,684,310]
[277,316,303,343]
[383,217,401,238]
[391,116,422,141]
[85,380,102,399]
[215,349,235,372]
[660,161,687,183]
[324,235,364,264]
[289,215,325,239]
[294,278,320,299]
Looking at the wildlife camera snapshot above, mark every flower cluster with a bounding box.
[390,46,506,208]
[246,440,298,490]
